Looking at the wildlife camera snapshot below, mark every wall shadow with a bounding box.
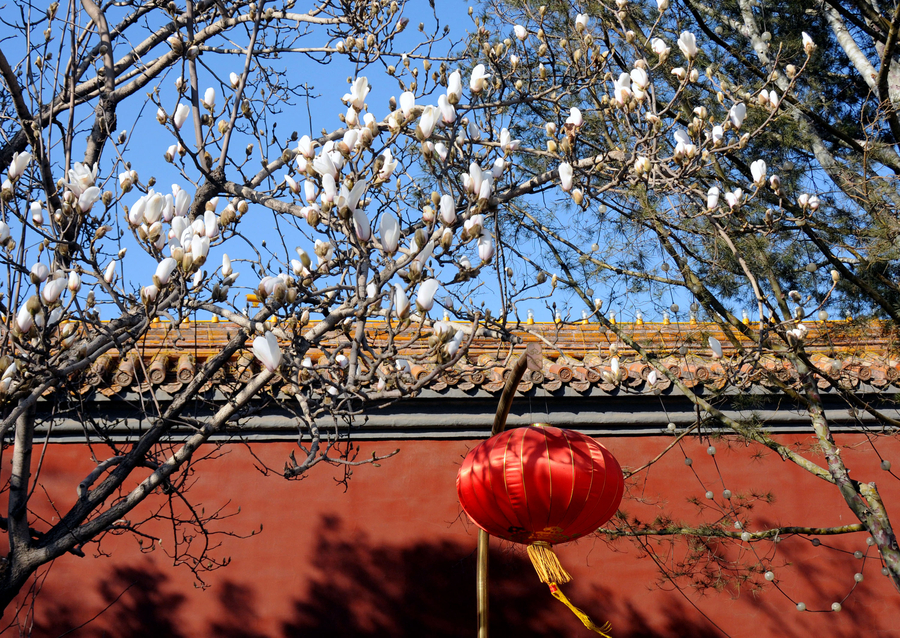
[33,514,885,637]
[278,515,723,638]
[33,564,187,638]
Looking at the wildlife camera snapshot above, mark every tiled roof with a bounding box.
[71,318,900,398]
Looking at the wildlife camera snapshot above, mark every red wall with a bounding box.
[6,433,900,637]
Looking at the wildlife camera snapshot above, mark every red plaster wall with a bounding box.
[5,433,900,637]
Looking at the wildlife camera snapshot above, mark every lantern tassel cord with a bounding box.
[529,543,611,637]
[527,541,572,584]
[547,582,613,637]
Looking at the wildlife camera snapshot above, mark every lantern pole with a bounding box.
[477,343,541,638]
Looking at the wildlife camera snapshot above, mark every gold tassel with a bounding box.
[527,541,572,584]
[527,543,612,636]
[547,582,613,637]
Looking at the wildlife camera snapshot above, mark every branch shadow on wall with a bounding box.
[33,515,749,637]
[278,514,724,638]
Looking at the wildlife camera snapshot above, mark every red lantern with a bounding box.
[457,424,624,636]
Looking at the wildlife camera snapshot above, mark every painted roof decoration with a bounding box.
[68,319,900,398]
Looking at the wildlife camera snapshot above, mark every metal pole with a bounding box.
[476,343,540,637]
[476,528,490,638]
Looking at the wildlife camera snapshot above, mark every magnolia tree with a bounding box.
[0,0,521,616]
[2,0,900,623]
[430,0,900,606]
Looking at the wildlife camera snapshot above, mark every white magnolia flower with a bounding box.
[437,94,456,124]
[447,70,462,104]
[380,213,400,255]
[393,284,410,319]
[78,186,101,213]
[707,186,720,210]
[416,279,440,312]
[222,254,232,278]
[440,194,457,225]
[172,189,190,218]
[802,32,816,55]
[478,234,495,263]
[725,188,743,210]
[155,257,178,286]
[30,262,49,283]
[173,103,191,129]
[671,67,686,81]
[378,149,398,181]
[119,170,137,192]
[434,142,449,162]
[8,151,32,181]
[353,208,371,242]
[491,157,506,179]
[252,332,283,372]
[0,221,9,243]
[614,73,632,105]
[470,64,490,93]
[499,128,521,152]
[657,0,669,10]
[204,210,219,239]
[711,125,724,145]
[41,277,66,309]
[141,284,159,305]
[566,107,584,128]
[313,152,338,180]
[104,260,117,285]
[297,135,315,159]
[191,235,210,262]
[30,201,43,226]
[729,103,747,129]
[399,91,416,117]
[709,336,723,358]
[445,330,464,357]
[514,25,527,40]
[634,156,651,175]
[16,306,33,334]
[64,162,97,197]
[464,214,484,238]
[651,38,670,58]
[751,160,767,187]
[342,129,359,152]
[417,105,438,140]
[558,162,574,191]
[575,13,589,32]
[678,31,698,59]
[230,72,240,88]
[67,271,81,292]
[630,68,650,91]
[348,76,369,110]
[413,240,435,266]
[478,175,493,201]
[202,87,216,110]
[144,191,165,224]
